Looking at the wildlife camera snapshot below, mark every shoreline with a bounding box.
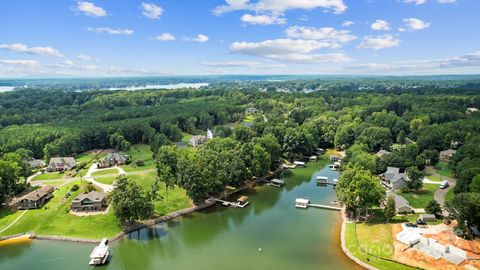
[340,209,379,270]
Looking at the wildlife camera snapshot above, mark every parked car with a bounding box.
[439,181,450,189]
[416,219,427,225]
[406,223,418,228]
[443,219,452,225]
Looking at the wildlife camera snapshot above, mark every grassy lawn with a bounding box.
[425,173,443,182]
[243,115,254,123]
[181,132,193,145]
[127,171,191,216]
[75,151,108,176]
[433,162,454,178]
[94,176,117,185]
[345,223,416,270]
[446,188,455,203]
[91,168,119,177]
[121,144,156,172]
[396,184,438,208]
[33,171,67,180]
[0,181,121,239]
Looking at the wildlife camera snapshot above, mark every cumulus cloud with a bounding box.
[285,26,356,47]
[141,2,163,19]
[342,20,354,27]
[402,0,427,4]
[76,1,107,17]
[186,34,209,42]
[0,59,40,68]
[357,35,400,50]
[155,33,176,41]
[87,27,134,35]
[241,14,286,25]
[0,43,63,57]
[371,20,390,31]
[213,0,347,15]
[230,38,351,63]
[403,18,431,31]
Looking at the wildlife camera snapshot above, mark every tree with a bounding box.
[406,166,424,191]
[448,192,480,229]
[358,127,392,153]
[110,176,154,223]
[252,144,271,177]
[154,145,181,210]
[397,130,406,145]
[469,175,480,193]
[384,195,396,222]
[0,159,21,204]
[425,200,442,216]
[258,134,281,170]
[336,164,385,216]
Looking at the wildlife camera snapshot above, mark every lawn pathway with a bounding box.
[0,210,27,234]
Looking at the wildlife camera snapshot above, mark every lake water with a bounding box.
[104,83,209,91]
[0,161,361,270]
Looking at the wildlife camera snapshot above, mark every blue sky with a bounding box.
[0,0,479,77]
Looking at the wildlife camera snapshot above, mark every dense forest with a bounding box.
[0,81,479,229]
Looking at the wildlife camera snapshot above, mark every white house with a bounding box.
[381,167,409,190]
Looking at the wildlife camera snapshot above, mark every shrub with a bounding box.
[135,159,145,167]
[70,184,79,192]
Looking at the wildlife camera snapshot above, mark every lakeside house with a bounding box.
[70,191,108,212]
[47,157,77,172]
[419,214,437,222]
[330,155,341,162]
[466,107,479,114]
[380,167,409,190]
[17,185,55,210]
[99,152,128,168]
[28,158,46,169]
[189,130,213,148]
[375,149,391,158]
[439,149,456,162]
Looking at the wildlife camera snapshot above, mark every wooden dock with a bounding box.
[308,203,342,211]
[214,198,249,208]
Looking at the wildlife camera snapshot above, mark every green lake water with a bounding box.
[0,161,362,270]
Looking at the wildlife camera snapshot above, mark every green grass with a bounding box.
[0,181,121,239]
[425,173,443,182]
[446,188,455,203]
[91,168,119,177]
[121,144,156,172]
[433,162,454,178]
[33,172,67,181]
[181,132,193,145]
[126,171,191,216]
[75,151,108,176]
[94,176,117,185]
[396,184,438,208]
[243,115,254,123]
[345,223,417,270]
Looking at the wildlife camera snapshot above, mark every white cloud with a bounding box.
[299,15,309,22]
[201,61,285,69]
[403,18,431,31]
[0,59,40,68]
[357,35,400,50]
[76,54,95,61]
[186,34,209,42]
[141,3,164,19]
[87,27,134,35]
[342,20,354,27]
[241,14,286,25]
[230,38,351,63]
[0,43,63,57]
[76,1,107,17]
[436,0,456,3]
[155,33,176,41]
[213,0,347,15]
[402,0,427,5]
[371,19,390,31]
[285,26,356,46]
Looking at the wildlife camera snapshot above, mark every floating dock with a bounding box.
[214,198,249,208]
[89,238,110,265]
[295,198,341,211]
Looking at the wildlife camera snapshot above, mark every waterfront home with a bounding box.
[71,191,108,212]
[293,161,305,167]
[17,185,54,210]
[99,152,128,168]
[189,135,208,147]
[28,158,46,169]
[309,155,318,161]
[330,155,341,162]
[380,167,409,190]
[315,148,325,155]
[375,149,391,157]
[295,198,310,208]
[439,149,456,162]
[47,157,77,172]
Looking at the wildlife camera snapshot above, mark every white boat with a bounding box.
[295,198,310,208]
[89,238,110,265]
[293,161,305,167]
[333,178,338,185]
[316,176,328,184]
